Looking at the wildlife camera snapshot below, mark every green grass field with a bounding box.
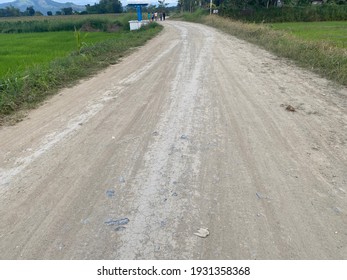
[0,13,140,77]
[269,21,347,49]
[0,14,162,120]
[0,31,119,76]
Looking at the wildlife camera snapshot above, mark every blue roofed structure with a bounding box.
[127,0,149,21]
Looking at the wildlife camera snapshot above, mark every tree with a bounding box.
[100,0,123,13]
[0,5,20,17]
[178,0,211,12]
[86,0,123,14]
[26,6,35,16]
[85,4,97,14]
[61,7,73,15]
[158,0,169,8]
[47,11,53,16]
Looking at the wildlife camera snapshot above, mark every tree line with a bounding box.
[218,0,347,22]
[177,0,347,22]
[0,6,40,17]
[177,0,347,12]
[218,0,347,10]
[0,0,123,17]
[0,6,84,17]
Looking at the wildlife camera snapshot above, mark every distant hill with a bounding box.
[0,0,86,14]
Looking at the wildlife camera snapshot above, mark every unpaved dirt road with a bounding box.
[0,21,346,260]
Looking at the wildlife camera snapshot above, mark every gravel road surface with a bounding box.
[0,21,346,259]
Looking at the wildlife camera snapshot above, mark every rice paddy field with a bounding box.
[269,21,347,49]
[0,14,136,77]
[0,31,120,76]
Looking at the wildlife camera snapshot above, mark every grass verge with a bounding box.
[178,12,347,87]
[0,22,162,125]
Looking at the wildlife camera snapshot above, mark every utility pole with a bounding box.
[210,0,212,15]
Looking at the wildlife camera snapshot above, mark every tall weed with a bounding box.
[74,27,88,55]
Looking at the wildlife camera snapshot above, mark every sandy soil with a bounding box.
[0,20,346,260]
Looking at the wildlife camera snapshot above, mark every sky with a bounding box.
[0,0,178,5]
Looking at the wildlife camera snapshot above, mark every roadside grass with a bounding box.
[0,21,162,124]
[178,12,347,87]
